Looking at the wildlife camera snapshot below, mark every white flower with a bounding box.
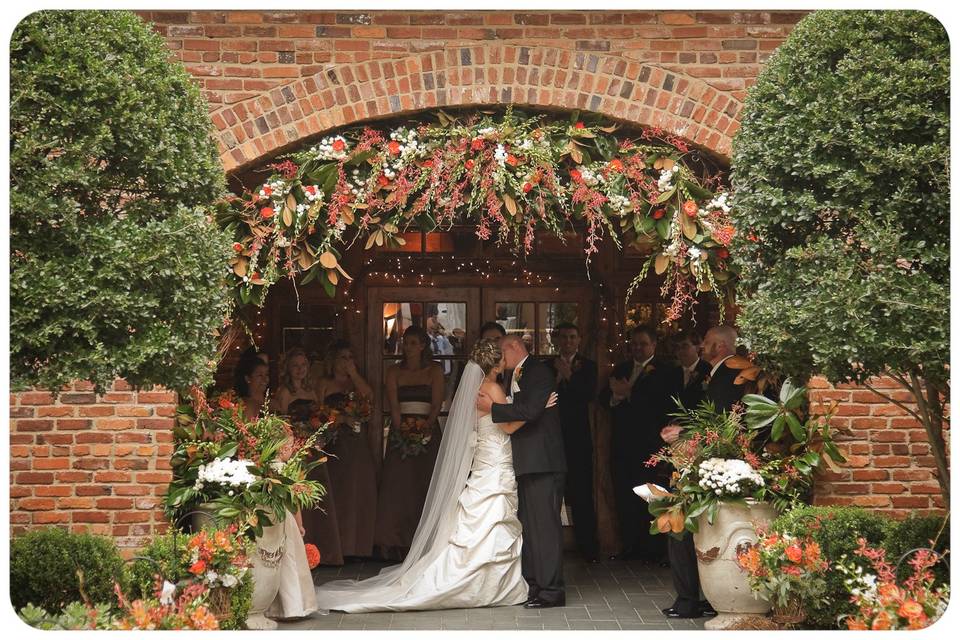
[687,246,702,260]
[159,580,177,605]
[494,143,508,167]
[697,457,764,496]
[220,573,238,588]
[195,457,256,490]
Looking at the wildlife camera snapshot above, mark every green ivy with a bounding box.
[730,10,949,388]
[10,10,232,394]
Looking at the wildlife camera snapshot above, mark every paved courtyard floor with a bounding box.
[278,553,707,631]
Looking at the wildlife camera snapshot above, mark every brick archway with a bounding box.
[212,43,742,173]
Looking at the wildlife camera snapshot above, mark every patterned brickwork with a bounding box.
[135,10,808,170]
[9,380,175,552]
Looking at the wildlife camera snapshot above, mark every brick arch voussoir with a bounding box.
[213,44,742,174]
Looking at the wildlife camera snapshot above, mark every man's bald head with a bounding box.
[703,325,738,365]
[500,334,528,368]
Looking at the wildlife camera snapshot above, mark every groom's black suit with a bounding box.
[491,356,566,605]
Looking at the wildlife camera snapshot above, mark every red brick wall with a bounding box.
[9,381,175,554]
[136,9,809,170]
[809,377,946,517]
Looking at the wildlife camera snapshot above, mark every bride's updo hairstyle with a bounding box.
[470,338,502,375]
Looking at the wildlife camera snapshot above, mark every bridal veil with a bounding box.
[313,360,485,610]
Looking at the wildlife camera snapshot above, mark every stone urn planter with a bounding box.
[190,503,219,531]
[694,500,777,630]
[244,519,287,630]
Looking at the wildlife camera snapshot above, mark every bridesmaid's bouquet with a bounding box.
[339,392,372,434]
[388,415,432,459]
[288,401,340,449]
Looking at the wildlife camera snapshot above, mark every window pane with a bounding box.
[496,303,536,352]
[382,302,467,355]
[538,302,579,355]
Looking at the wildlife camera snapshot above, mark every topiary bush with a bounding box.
[10,527,128,612]
[10,10,233,394]
[771,505,890,629]
[730,10,950,500]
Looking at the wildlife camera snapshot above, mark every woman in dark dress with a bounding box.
[274,347,343,568]
[314,340,378,560]
[373,326,445,560]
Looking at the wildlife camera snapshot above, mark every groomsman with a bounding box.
[600,325,679,563]
[546,323,599,563]
[480,321,507,344]
[673,331,712,410]
[660,325,746,619]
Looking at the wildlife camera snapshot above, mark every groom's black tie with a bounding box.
[500,370,512,394]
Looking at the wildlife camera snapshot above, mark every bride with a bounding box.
[314,338,556,612]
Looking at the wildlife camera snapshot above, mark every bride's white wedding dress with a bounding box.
[314,362,527,612]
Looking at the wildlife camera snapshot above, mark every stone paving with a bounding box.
[278,554,708,631]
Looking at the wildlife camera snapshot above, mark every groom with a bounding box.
[477,334,566,608]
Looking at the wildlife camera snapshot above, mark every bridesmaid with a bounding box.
[373,326,445,560]
[314,340,378,560]
[273,347,344,568]
[233,354,317,621]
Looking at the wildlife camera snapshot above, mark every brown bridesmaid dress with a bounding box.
[372,384,442,560]
[289,398,344,568]
[323,391,378,558]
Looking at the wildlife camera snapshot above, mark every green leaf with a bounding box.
[771,415,786,441]
[785,412,806,441]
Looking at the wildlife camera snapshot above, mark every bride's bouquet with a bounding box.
[388,415,433,459]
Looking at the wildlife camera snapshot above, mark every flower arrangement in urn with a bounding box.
[736,528,829,625]
[645,380,845,535]
[836,538,950,630]
[164,388,327,536]
[389,415,432,459]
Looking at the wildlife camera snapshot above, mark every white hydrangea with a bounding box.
[706,191,732,213]
[312,135,349,161]
[194,457,256,490]
[697,457,764,497]
[657,165,680,191]
[607,194,631,215]
[494,143,508,167]
[687,246,702,260]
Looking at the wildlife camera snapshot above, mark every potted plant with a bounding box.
[163,387,329,629]
[645,380,844,628]
[736,528,829,626]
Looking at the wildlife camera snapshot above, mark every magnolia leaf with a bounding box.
[654,253,670,275]
[569,144,583,164]
[383,222,399,234]
[232,259,249,277]
[374,230,384,247]
[786,412,806,441]
[725,356,756,370]
[669,510,686,534]
[576,129,595,138]
[282,207,293,227]
[335,263,353,281]
[285,193,297,212]
[326,269,339,286]
[657,513,673,533]
[394,235,407,246]
[655,188,676,204]
[364,232,378,250]
[599,124,619,133]
[319,252,338,269]
[681,213,697,240]
[297,251,314,270]
[698,280,713,292]
[503,193,518,217]
[647,483,673,498]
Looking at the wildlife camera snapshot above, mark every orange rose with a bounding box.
[332,139,346,152]
[189,560,206,575]
[785,544,803,563]
[387,140,401,155]
[465,159,475,170]
[608,158,624,172]
[682,200,699,217]
[260,207,274,219]
[846,619,868,630]
[898,600,924,620]
[506,154,519,167]
[305,543,321,569]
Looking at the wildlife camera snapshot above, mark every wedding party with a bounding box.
[9,7,950,633]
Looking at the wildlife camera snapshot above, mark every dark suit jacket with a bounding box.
[677,358,714,411]
[707,359,746,412]
[600,358,680,460]
[492,356,567,476]
[546,354,597,451]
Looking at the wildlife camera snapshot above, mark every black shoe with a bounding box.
[661,607,678,616]
[664,608,703,619]
[524,597,565,609]
[699,601,718,617]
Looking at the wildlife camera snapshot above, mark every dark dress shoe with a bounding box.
[586,555,600,564]
[699,601,718,617]
[664,608,703,619]
[524,597,565,609]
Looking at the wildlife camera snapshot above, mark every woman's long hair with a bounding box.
[402,325,433,369]
[279,346,312,394]
[320,339,354,379]
[234,353,267,399]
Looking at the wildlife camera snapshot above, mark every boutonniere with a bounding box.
[514,366,524,385]
[701,374,712,391]
[643,363,656,375]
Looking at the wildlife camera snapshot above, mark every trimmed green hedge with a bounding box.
[10,10,232,394]
[10,528,128,612]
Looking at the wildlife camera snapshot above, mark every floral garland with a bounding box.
[217,108,736,322]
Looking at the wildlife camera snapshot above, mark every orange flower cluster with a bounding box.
[305,543,322,569]
[112,582,219,630]
[842,539,947,630]
[736,532,829,612]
